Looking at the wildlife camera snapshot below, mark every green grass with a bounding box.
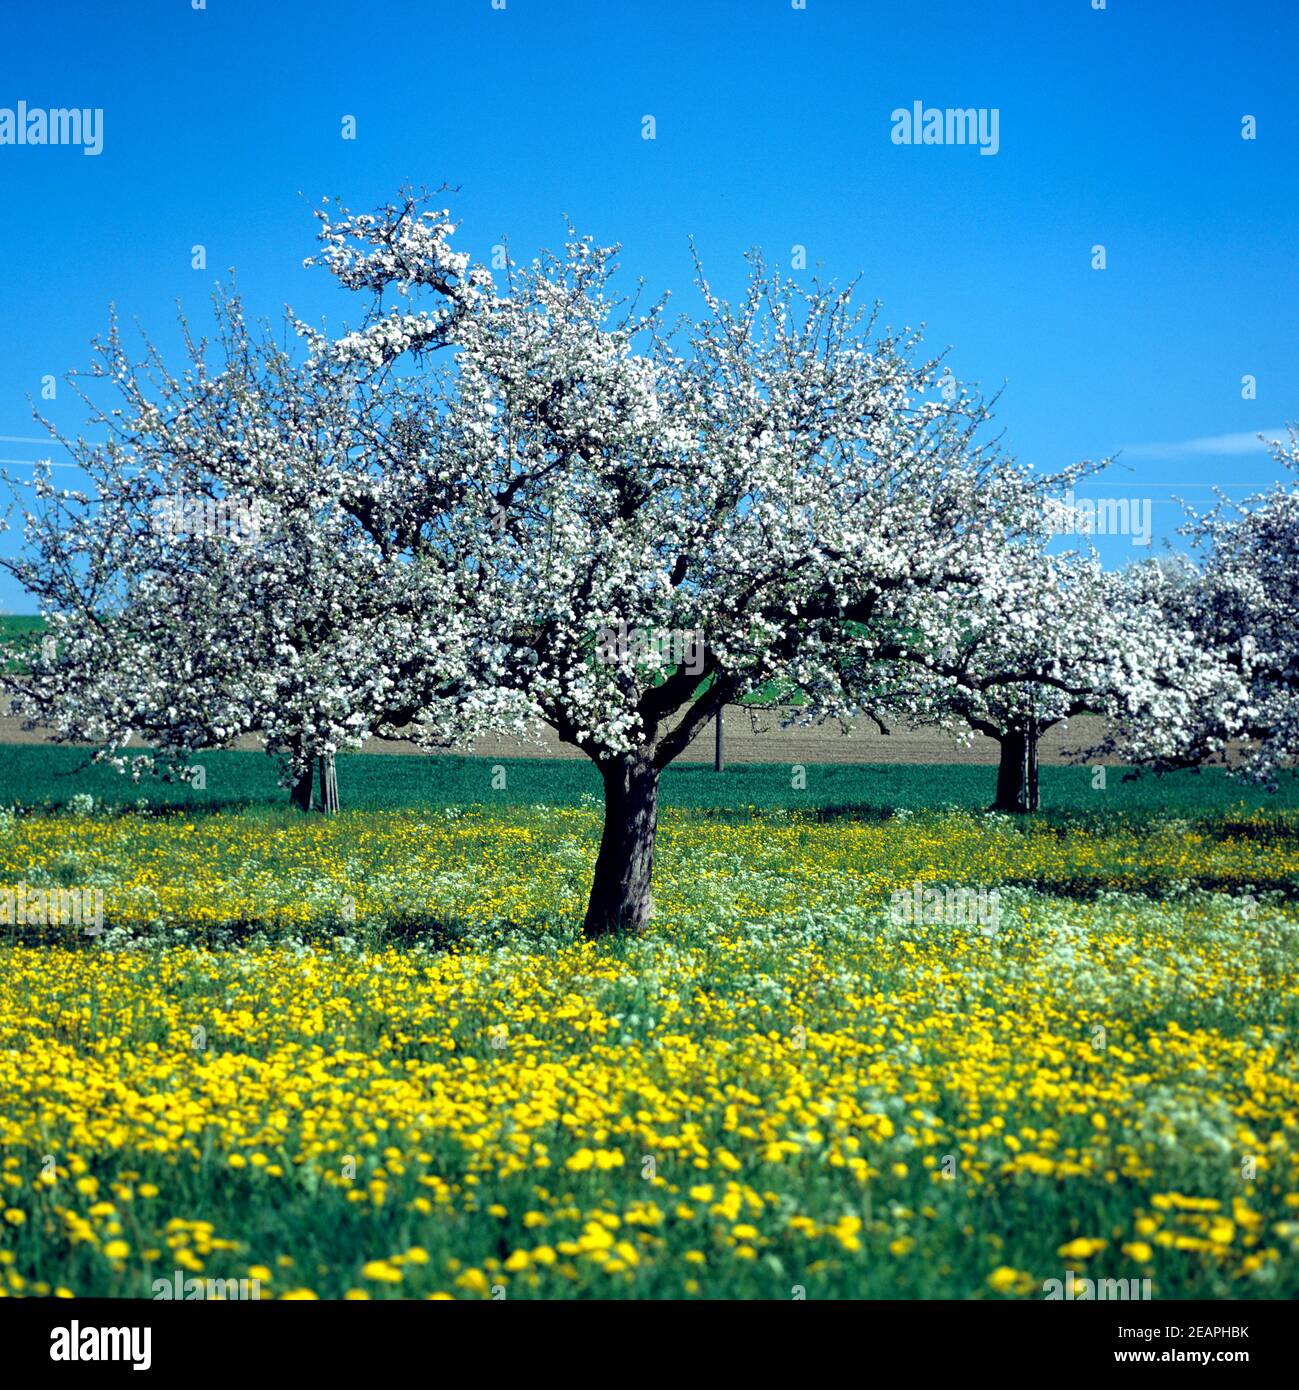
[0,742,1296,816]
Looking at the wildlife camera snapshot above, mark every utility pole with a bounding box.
[714,705,724,772]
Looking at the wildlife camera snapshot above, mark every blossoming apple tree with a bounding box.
[6,190,1147,935]
[302,194,1076,933]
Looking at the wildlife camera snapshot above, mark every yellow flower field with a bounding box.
[1,806,1298,1298]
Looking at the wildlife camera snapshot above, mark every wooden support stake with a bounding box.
[319,752,340,815]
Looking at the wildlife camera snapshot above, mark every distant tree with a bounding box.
[1132,429,1299,782]
[0,287,472,808]
[848,550,1248,810]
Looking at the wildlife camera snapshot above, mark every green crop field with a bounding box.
[0,615,45,675]
[0,742,1297,816]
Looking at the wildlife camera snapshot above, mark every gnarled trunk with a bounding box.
[992,730,1029,813]
[584,754,659,937]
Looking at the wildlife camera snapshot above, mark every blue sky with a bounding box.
[1,0,1296,608]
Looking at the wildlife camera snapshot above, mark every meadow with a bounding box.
[2,778,1298,1299]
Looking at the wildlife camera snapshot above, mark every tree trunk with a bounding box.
[290,762,314,812]
[992,730,1029,813]
[583,754,660,938]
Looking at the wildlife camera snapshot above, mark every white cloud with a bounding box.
[1121,428,1288,461]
